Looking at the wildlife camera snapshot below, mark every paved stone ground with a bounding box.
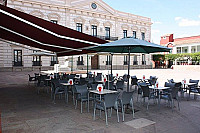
[0,69,200,133]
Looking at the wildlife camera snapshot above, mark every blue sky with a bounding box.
[103,0,200,44]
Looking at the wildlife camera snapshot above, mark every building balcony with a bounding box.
[32,61,42,66]
[106,61,112,65]
[96,35,118,41]
[142,61,146,65]
[133,61,138,65]
[12,61,23,66]
[50,61,57,66]
[124,61,128,65]
[77,61,84,65]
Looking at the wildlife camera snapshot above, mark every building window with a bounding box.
[106,55,111,65]
[142,54,146,65]
[51,56,57,66]
[191,46,196,53]
[177,47,181,53]
[32,50,41,66]
[124,55,128,65]
[91,25,97,36]
[76,23,82,32]
[133,55,138,65]
[141,32,145,40]
[133,31,136,39]
[77,56,84,65]
[197,45,200,52]
[51,20,57,24]
[182,47,188,53]
[123,30,127,38]
[13,50,22,66]
[105,27,110,40]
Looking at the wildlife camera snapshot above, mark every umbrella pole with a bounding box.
[71,56,73,73]
[111,53,113,79]
[127,47,131,92]
[87,54,89,78]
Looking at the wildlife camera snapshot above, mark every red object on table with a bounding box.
[116,73,118,77]
[156,83,158,88]
[98,87,102,92]
[69,80,72,85]
[143,75,145,80]
[104,78,106,82]
[184,80,186,84]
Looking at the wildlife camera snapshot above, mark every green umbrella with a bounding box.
[89,37,171,91]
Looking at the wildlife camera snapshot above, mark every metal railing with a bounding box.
[96,35,118,41]
[133,61,138,65]
[32,61,42,66]
[12,61,23,66]
[106,61,112,65]
[77,61,84,65]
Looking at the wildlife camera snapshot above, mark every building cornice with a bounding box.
[9,0,152,26]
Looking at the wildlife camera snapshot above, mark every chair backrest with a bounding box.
[104,93,119,108]
[105,81,115,90]
[68,74,76,79]
[59,79,68,83]
[74,84,88,95]
[122,74,128,82]
[164,82,175,90]
[168,79,174,83]
[189,79,199,88]
[172,84,180,99]
[140,85,150,97]
[116,80,124,89]
[131,76,138,85]
[79,78,87,85]
[121,91,134,105]
[91,83,98,90]
[149,77,157,85]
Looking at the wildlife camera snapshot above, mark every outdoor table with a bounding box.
[149,86,170,108]
[87,89,118,112]
[60,83,73,103]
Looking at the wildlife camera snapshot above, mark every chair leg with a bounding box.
[122,104,125,122]
[105,108,108,126]
[81,101,83,113]
[93,104,96,120]
[75,100,77,109]
[131,101,135,119]
[177,98,180,111]
[147,98,149,110]
[116,107,119,123]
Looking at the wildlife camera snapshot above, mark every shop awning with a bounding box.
[0,5,107,56]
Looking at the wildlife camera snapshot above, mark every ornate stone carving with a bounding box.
[89,19,100,26]
[47,13,61,22]
[74,16,85,24]
[14,8,24,13]
[121,24,129,30]
[30,10,44,18]
[103,21,112,28]
[131,26,139,31]
[140,27,147,33]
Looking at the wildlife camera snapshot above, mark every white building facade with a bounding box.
[0,0,152,71]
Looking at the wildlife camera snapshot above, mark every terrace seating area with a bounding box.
[1,69,200,132]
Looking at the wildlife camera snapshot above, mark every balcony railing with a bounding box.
[12,61,23,66]
[32,61,42,66]
[96,35,118,41]
[50,61,57,66]
[106,61,112,65]
[77,61,84,65]
[142,61,146,65]
[124,61,128,65]
[133,61,138,65]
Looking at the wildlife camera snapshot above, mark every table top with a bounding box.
[89,89,118,95]
[45,79,51,81]
[60,83,73,86]
[149,86,170,90]
[184,83,197,86]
